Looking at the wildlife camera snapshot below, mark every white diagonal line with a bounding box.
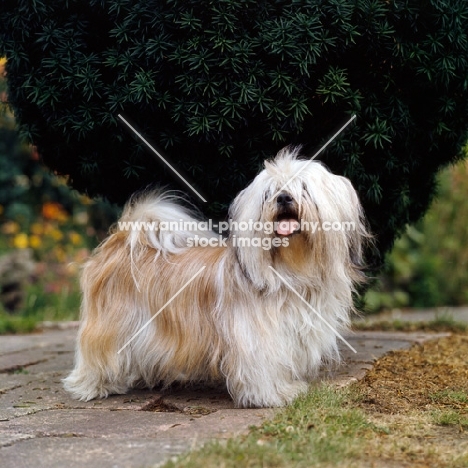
[117,266,206,354]
[117,114,207,203]
[268,266,357,353]
[267,114,356,203]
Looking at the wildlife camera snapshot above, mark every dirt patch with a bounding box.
[354,333,468,467]
[140,397,180,413]
[141,397,217,417]
[357,333,468,414]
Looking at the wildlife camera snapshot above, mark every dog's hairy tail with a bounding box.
[114,191,216,289]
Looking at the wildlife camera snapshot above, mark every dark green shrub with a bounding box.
[1,0,468,264]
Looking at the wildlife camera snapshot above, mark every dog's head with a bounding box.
[228,147,371,291]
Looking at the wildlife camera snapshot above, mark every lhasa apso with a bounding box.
[64,147,370,407]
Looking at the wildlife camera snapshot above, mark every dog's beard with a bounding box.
[63,147,371,408]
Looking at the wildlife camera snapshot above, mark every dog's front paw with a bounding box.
[279,380,309,405]
[233,380,308,408]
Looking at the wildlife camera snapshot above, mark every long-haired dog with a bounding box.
[64,147,371,407]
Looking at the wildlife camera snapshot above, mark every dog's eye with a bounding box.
[263,191,272,204]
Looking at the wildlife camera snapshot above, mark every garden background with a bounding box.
[0,55,467,333]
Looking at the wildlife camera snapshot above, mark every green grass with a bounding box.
[430,390,468,428]
[431,409,468,428]
[0,313,37,334]
[159,334,468,468]
[0,280,81,334]
[428,313,468,332]
[9,367,29,375]
[24,281,81,321]
[430,390,468,405]
[163,385,381,468]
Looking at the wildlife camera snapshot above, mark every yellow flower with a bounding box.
[69,231,83,246]
[13,233,29,249]
[54,247,66,262]
[49,228,63,241]
[29,234,42,249]
[30,223,44,235]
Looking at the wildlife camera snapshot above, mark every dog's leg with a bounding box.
[63,320,130,400]
[220,318,309,408]
[223,353,309,408]
[64,238,144,400]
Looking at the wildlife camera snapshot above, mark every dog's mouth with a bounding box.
[274,213,301,237]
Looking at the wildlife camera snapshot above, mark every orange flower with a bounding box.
[42,202,68,222]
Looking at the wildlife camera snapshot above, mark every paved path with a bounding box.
[0,325,448,468]
[362,306,468,324]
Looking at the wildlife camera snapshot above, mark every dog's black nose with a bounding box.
[277,193,293,206]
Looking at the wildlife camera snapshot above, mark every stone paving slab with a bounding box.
[3,409,198,439]
[361,306,468,324]
[0,438,192,468]
[0,326,449,468]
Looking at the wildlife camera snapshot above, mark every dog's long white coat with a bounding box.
[64,148,371,407]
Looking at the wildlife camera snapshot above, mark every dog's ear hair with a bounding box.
[338,176,374,276]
